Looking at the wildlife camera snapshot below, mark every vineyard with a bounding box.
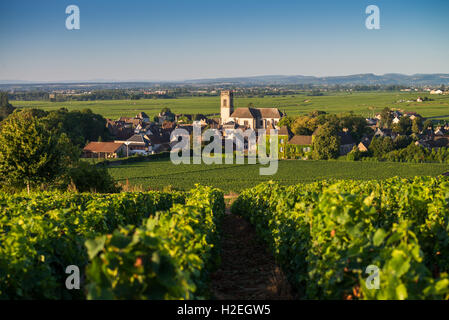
[0,186,224,299]
[232,176,449,299]
[2,177,449,300]
[14,91,449,120]
[107,159,448,192]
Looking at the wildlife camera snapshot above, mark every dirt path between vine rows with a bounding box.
[210,197,294,300]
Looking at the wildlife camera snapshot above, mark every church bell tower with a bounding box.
[220,90,234,124]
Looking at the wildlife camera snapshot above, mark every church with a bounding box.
[220,90,284,130]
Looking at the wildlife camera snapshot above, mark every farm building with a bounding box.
[338,132,356,155]
[286,135,313,158]
[82,142,126,159]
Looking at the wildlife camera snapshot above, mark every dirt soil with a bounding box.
[210,206,295,300]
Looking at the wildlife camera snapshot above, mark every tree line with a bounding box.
[0,92,118,193]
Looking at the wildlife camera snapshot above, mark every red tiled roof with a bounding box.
[289,135,313,145]
[231,108,257,118]
[83,142,124,153]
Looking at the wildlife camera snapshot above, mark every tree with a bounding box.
[0,110,79,193]
[41,108,111,147]
[337,114,371,142]
[369,136,394,159]
[347,146,362,161]
[68,162,120,193]
[278,116,296,130]
[312,124,340,160]
[177,115,191,124]
[393,135,412,150]
[0,92,15,121]
[380,107,392,129]
[308,110,327,118]
[412,118,422,134]
[194,114,206,121]
[423,119,433,132]
[393,116,412,135]
[292,116,319,135]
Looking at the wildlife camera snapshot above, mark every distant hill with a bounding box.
[184,73,449,86]
[1,73,449,89]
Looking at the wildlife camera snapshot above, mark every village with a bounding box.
[81,90,449,161]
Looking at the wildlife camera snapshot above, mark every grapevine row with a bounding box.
[0,187,224,299]
[232,177,449,299]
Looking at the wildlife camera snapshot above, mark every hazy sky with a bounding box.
[1,0,448,82]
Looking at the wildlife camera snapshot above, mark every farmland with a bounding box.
[106,159,449,192]
[0,186,224,299]
[13,91,449,120]
[232,177,449,299]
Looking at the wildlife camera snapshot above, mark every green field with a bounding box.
[13,91,449,120]
[107,159,449,192]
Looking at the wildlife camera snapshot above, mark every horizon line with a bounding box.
[2,72,449,85]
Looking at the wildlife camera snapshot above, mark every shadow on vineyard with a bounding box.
[210,205,294,300]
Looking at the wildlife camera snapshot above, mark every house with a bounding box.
[147,133,171,152]
[289,135,313,147]
[119,117,143,128]
[287,135,313,157]
[220,90,283,129]
[134,123,145,134]
[338,132,356,155]
[276,126,293,158]
[82,142,126,159]
[403,111,421,120]
[392,116,401,124]
[207,118,221,129]
[141,124,156,136]
[430,136,449,149]
[357,140,370,152]
[392,110,403,118]
[106,119,136,140]
[415,140,431,149]
[136,112,150,123]
[158,110,175,123]
[374,128,398,139]
[125,134,153,155]
[162,121,176,131]
[434,127,447,136]
[430,89,443,95]
[357,141,369,152]
[222,121,239,131]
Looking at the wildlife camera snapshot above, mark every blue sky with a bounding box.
[0,0,448,82]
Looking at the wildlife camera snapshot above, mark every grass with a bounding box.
[107,159,449,192]
[13,91,449,120]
